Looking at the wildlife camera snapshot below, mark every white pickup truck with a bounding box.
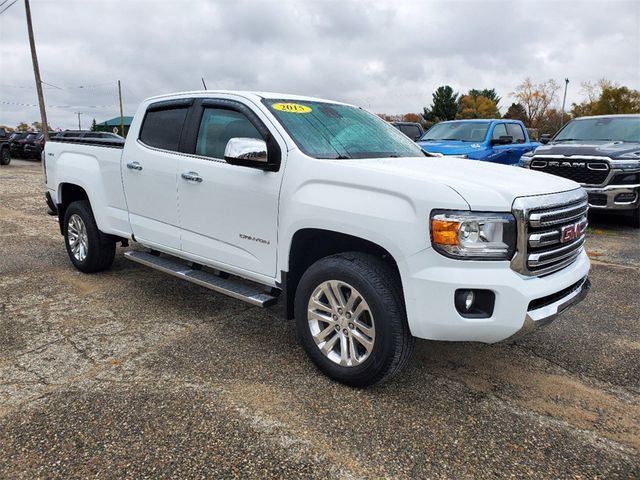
[44,91,591,386]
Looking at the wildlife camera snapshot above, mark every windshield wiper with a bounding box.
[553,138,583,142]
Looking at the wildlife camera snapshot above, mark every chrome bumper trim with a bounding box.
[585,185,640,210]
[507,277,591,340]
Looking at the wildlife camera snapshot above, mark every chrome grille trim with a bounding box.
[511,189,588,276]
[528,236,585,267]
[529,202,589,227]
[529,230,560,248]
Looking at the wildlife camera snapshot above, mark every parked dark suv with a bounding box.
[391,122,425,141]
[23,132,60,159]
[8,132,32,159]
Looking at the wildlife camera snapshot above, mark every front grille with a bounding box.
[512,189,588,276]
[530,158,610,185]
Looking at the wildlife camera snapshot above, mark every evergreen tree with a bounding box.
[503,103,527,122]
[423,85,459,123]
[91,118,98,132]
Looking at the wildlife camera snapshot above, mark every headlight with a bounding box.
[520,151,534,167]
[430,210,516,260]
[448,154,468,159]
[618,151,640,159]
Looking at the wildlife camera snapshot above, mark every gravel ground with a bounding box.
[1,159,638,479]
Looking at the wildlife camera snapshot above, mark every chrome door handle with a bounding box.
[126,161,143,171]
[181,171,203,183]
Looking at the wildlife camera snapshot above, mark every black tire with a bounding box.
[627,206,640,228]
[63,200,116,273]
[295,252,415,387]
[0,147,10,166]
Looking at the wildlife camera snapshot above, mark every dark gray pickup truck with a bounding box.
[521,115,640,227]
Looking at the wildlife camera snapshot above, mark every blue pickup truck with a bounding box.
[417,119,539,165]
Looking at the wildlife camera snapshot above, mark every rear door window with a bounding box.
[139,106,189,151]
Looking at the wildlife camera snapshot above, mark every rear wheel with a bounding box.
[63,200,116,273]
[0,147,10,165]
[295,252,414,387]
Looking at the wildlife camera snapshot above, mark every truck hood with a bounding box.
[534,140,640,159]
[416,140,485,155]
[346,156,581,211]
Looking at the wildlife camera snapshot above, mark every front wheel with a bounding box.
[0,147,10,166]
[295,252,415,387]
[63,200,116,273]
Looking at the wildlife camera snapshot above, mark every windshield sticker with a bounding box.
[272,103,312,114]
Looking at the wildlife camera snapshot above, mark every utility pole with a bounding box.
[560,78,569,130]
[24,0,50,141]
[118,80,125,137]
[75,112,82,130]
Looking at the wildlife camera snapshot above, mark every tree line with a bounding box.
[383,79,640,137]
[1,118,101,133]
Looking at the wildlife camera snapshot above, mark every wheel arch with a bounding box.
[282,228,404,319]
[57,182,90,234]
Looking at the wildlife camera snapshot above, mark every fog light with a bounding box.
[463,290,475,311]
[614,192,637,203]
[454,289,496,318]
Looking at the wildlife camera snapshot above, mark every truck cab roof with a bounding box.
[143,90,355,108]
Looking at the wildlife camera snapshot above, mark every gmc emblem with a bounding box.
[561,221,586,243]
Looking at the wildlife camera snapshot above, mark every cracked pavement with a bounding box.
[0,160,638,479]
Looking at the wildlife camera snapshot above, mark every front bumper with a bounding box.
[506,276,590,340]
[586,184,640,211]
[400,248,591,343]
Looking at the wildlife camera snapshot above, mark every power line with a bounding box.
[1,100,117,109]
[0,82,115,90]
[41,80,62,90]
[0,0,19,15]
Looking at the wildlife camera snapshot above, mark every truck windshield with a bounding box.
[554,116,640,143]
[420,121,490,142]
[264,99,425,159]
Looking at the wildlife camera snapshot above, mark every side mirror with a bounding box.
[540,134,552,144]
[491,135,513,145]
[224,137,272,170]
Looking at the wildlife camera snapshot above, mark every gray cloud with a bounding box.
[1,0,638,129]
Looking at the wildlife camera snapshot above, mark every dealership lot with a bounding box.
[0,160,638,478]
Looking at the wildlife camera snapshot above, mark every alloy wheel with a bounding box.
[307,280,376,367]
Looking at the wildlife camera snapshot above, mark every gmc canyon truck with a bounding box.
[417,119,539,165]
[521,115,640,227]
[44,91,591,386]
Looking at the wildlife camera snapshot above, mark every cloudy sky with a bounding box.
[1,0,638,130]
